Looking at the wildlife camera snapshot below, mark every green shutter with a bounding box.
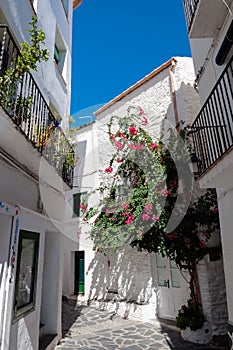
[78,258,85,293]
[54,44,60,64]
[73,193,81,217]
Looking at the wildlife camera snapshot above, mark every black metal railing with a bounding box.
[0,25,74,188]
[191,56,233,176]
[182,0,199,31]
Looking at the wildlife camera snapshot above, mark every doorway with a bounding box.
[156,254,189,319]
[74,251,85,295]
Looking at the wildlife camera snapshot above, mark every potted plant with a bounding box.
[176,297,205,331]
[176,297,212,344]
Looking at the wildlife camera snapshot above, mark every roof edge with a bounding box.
[73,0,82,10]
[94,57,177,116]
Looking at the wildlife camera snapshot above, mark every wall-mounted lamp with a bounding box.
[190,152,201,179]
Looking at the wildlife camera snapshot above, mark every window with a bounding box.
[61,0,69,17]
[54,44,61,64]
[73,192,87,217]
[54,26,67,78]
[14,231,40,320]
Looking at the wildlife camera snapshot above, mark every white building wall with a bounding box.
[0,0,74,348]
[184,0,233,337]
[71,57,227,332]
[217,188,233,324]
[0,0,72,128]
[9,208,46,350]
[189,3,233,104]
[64,123,98,298]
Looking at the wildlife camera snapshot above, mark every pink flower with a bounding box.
[80,203,87,212]
[109,132,115,141]
[151,142,158,150]
[115,141,124,150]
[128,144,136,150]
[142,117,148,126]
[129,126,138,135]
[125,214,134,225]
[161,189,169,197]
[138,106,144,115]
[122,211,128,217]
[144,203,152,212]
[116,158,122,163]
[142,214,150,221]
[152,215,160,223]
[135,143,144,150]
[168,234,177,240]
[117,131,127,140]
[106,208,110,214]
[122,203,129,210]
[105,166,113,173]
[212,207,218,214]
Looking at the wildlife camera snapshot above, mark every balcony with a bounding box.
[182,0,229,38]
[191,56,233,183]
[0,25,74,188]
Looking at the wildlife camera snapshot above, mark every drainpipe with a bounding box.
[216,19,233,66]
[169,59,180,132]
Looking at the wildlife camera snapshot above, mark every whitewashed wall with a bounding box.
[186,0,233,337]
[189,2,233,105]
[8,208,46,350]
[0,1,73,348]
[0,0,72,128]
[64,123,98,298]
[73,57,228,335]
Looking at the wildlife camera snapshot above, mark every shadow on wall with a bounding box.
[87,247,158,319]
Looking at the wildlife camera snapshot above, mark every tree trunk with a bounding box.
[189,266,202,308]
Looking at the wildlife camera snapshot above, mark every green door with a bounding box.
[74,251,85,294]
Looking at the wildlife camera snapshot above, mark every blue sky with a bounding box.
[71,0,191,126]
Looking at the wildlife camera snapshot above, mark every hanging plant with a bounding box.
[0,16,49,119]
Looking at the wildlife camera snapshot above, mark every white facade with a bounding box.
[0,0,77,349]
[70,57,228,338]
[182,0,233,341]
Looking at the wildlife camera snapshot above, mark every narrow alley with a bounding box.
[55,299,227,350]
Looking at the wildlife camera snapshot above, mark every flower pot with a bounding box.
[181,322,212,344]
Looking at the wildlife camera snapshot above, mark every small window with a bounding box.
[73,192,87,217]
[61,0,69,17]
[54,44,61,64]
[54,26,67,78]
[14,230,40,320]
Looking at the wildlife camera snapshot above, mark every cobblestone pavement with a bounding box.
[55,299,227,350]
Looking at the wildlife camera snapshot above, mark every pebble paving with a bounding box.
[55,299,225,350]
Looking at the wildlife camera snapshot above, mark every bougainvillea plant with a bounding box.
[83,106,220,329]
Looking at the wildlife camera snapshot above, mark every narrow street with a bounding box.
[55,299,225,350]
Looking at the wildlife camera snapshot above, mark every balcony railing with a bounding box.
[182,0,199,31]
[0,25,74,188]
[191,56,233,176]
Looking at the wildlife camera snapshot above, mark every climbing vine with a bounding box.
[83,106,220,329]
